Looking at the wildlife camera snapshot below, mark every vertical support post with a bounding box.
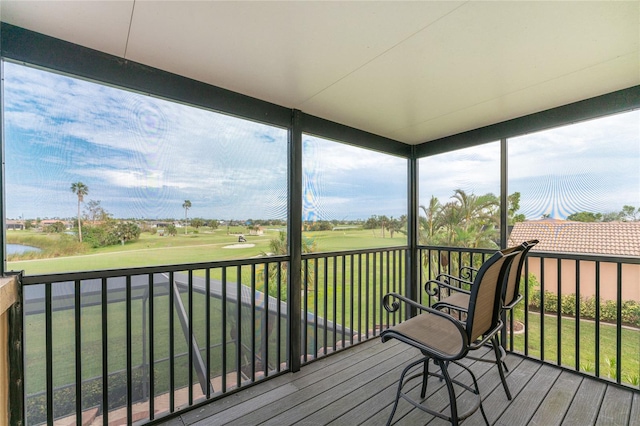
[500,138,508,248]
[406,147,419,320]
[500,138,508,348]
[288,109,303,372]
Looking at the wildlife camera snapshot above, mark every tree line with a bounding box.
[566,206,640,222]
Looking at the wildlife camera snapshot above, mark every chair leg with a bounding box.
[437,359,459,426]
[420,358,430,398]
[387,358,422,426]
[466,363,490,426]
[491,335,512,400]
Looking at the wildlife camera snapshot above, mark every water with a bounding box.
[6,243,42,254]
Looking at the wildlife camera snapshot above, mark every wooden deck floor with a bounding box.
[156,339,640,426]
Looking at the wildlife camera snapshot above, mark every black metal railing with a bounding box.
[20,244,636,425]
[20,257,290,425]
[19,247,408,425]
[419,246,640,390]
[300,247,408,364]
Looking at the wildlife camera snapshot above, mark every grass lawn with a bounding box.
[509,311,640,386]
[7,227,406,275]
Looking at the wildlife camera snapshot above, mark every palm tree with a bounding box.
[70,181,88,242]
[182,200,191,234]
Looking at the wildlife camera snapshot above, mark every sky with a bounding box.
[3,62,638,222]
[420,111,640,220]
[3,62,407,222]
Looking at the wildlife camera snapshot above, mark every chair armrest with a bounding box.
[459,266,478,280]
[383,292,468,323]
[468,320,504,350]
[425,278,472,297]
[432,301,469,315]
[503,293,523,310]
[434,273,474,287]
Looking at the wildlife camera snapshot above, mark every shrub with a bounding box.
[529,292,640,328]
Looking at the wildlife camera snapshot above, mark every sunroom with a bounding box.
[0,2,639,425]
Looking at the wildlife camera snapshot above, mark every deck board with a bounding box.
[596,385,634,425]
[629,393,640,426]
[154,338,639,426]
[527,370,584,426]
[493,364,561,425]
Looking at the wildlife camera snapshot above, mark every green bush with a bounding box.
[529,291,640,328]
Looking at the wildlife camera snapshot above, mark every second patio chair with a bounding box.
[428,239,539,400]
[380,247,520,426]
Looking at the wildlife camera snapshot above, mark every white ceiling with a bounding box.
[1,1,639,145]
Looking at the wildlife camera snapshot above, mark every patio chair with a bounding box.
[380,247,520,426]
[428,240,539,400]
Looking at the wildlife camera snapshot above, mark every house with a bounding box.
[509,219,640,301]
[5,220,24,231]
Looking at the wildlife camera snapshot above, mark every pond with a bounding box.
[6,243,42,255]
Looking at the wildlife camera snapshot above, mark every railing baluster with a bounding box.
[277,262,282,370]
[540,259,545,362]
[372,253,377,335]
[616,262,622,384]
[101,277,109,425]
[74,279,82,424]
[595,261,601,378]
[575,260,581,372]
[188,269,193,405]
[365,253,370,339]
[148,274,154,420]
[341,254,346,348]
[126,275,132,424]
[250,264,256,382]
[333,256,338,352]
[313,258,318,359]
[349,254,354,346]
[235,265,242,389]
[391,250,397,325]
[169,271,175,412]
[303,259,308,364]
[385,251,390,328]
[46,283,53,424]
[263,262,269,377]
[222,267,227,392]
[557,259,562,366]
[205,268,211,399]
[524,259,529,357]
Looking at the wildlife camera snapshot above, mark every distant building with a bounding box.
[508,219,640,302]
[6,220,24,230]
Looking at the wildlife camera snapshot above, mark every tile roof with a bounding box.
[508,219,640,257]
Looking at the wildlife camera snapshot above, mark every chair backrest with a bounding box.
[465,247,520,343]
[502,239,539,308]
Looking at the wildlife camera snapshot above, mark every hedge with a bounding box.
[529,290,640,328]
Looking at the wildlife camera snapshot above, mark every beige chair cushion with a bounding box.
[390,313,464,357]
[438,292,469,311]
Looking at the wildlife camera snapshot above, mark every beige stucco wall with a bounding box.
[526,257,640,302]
